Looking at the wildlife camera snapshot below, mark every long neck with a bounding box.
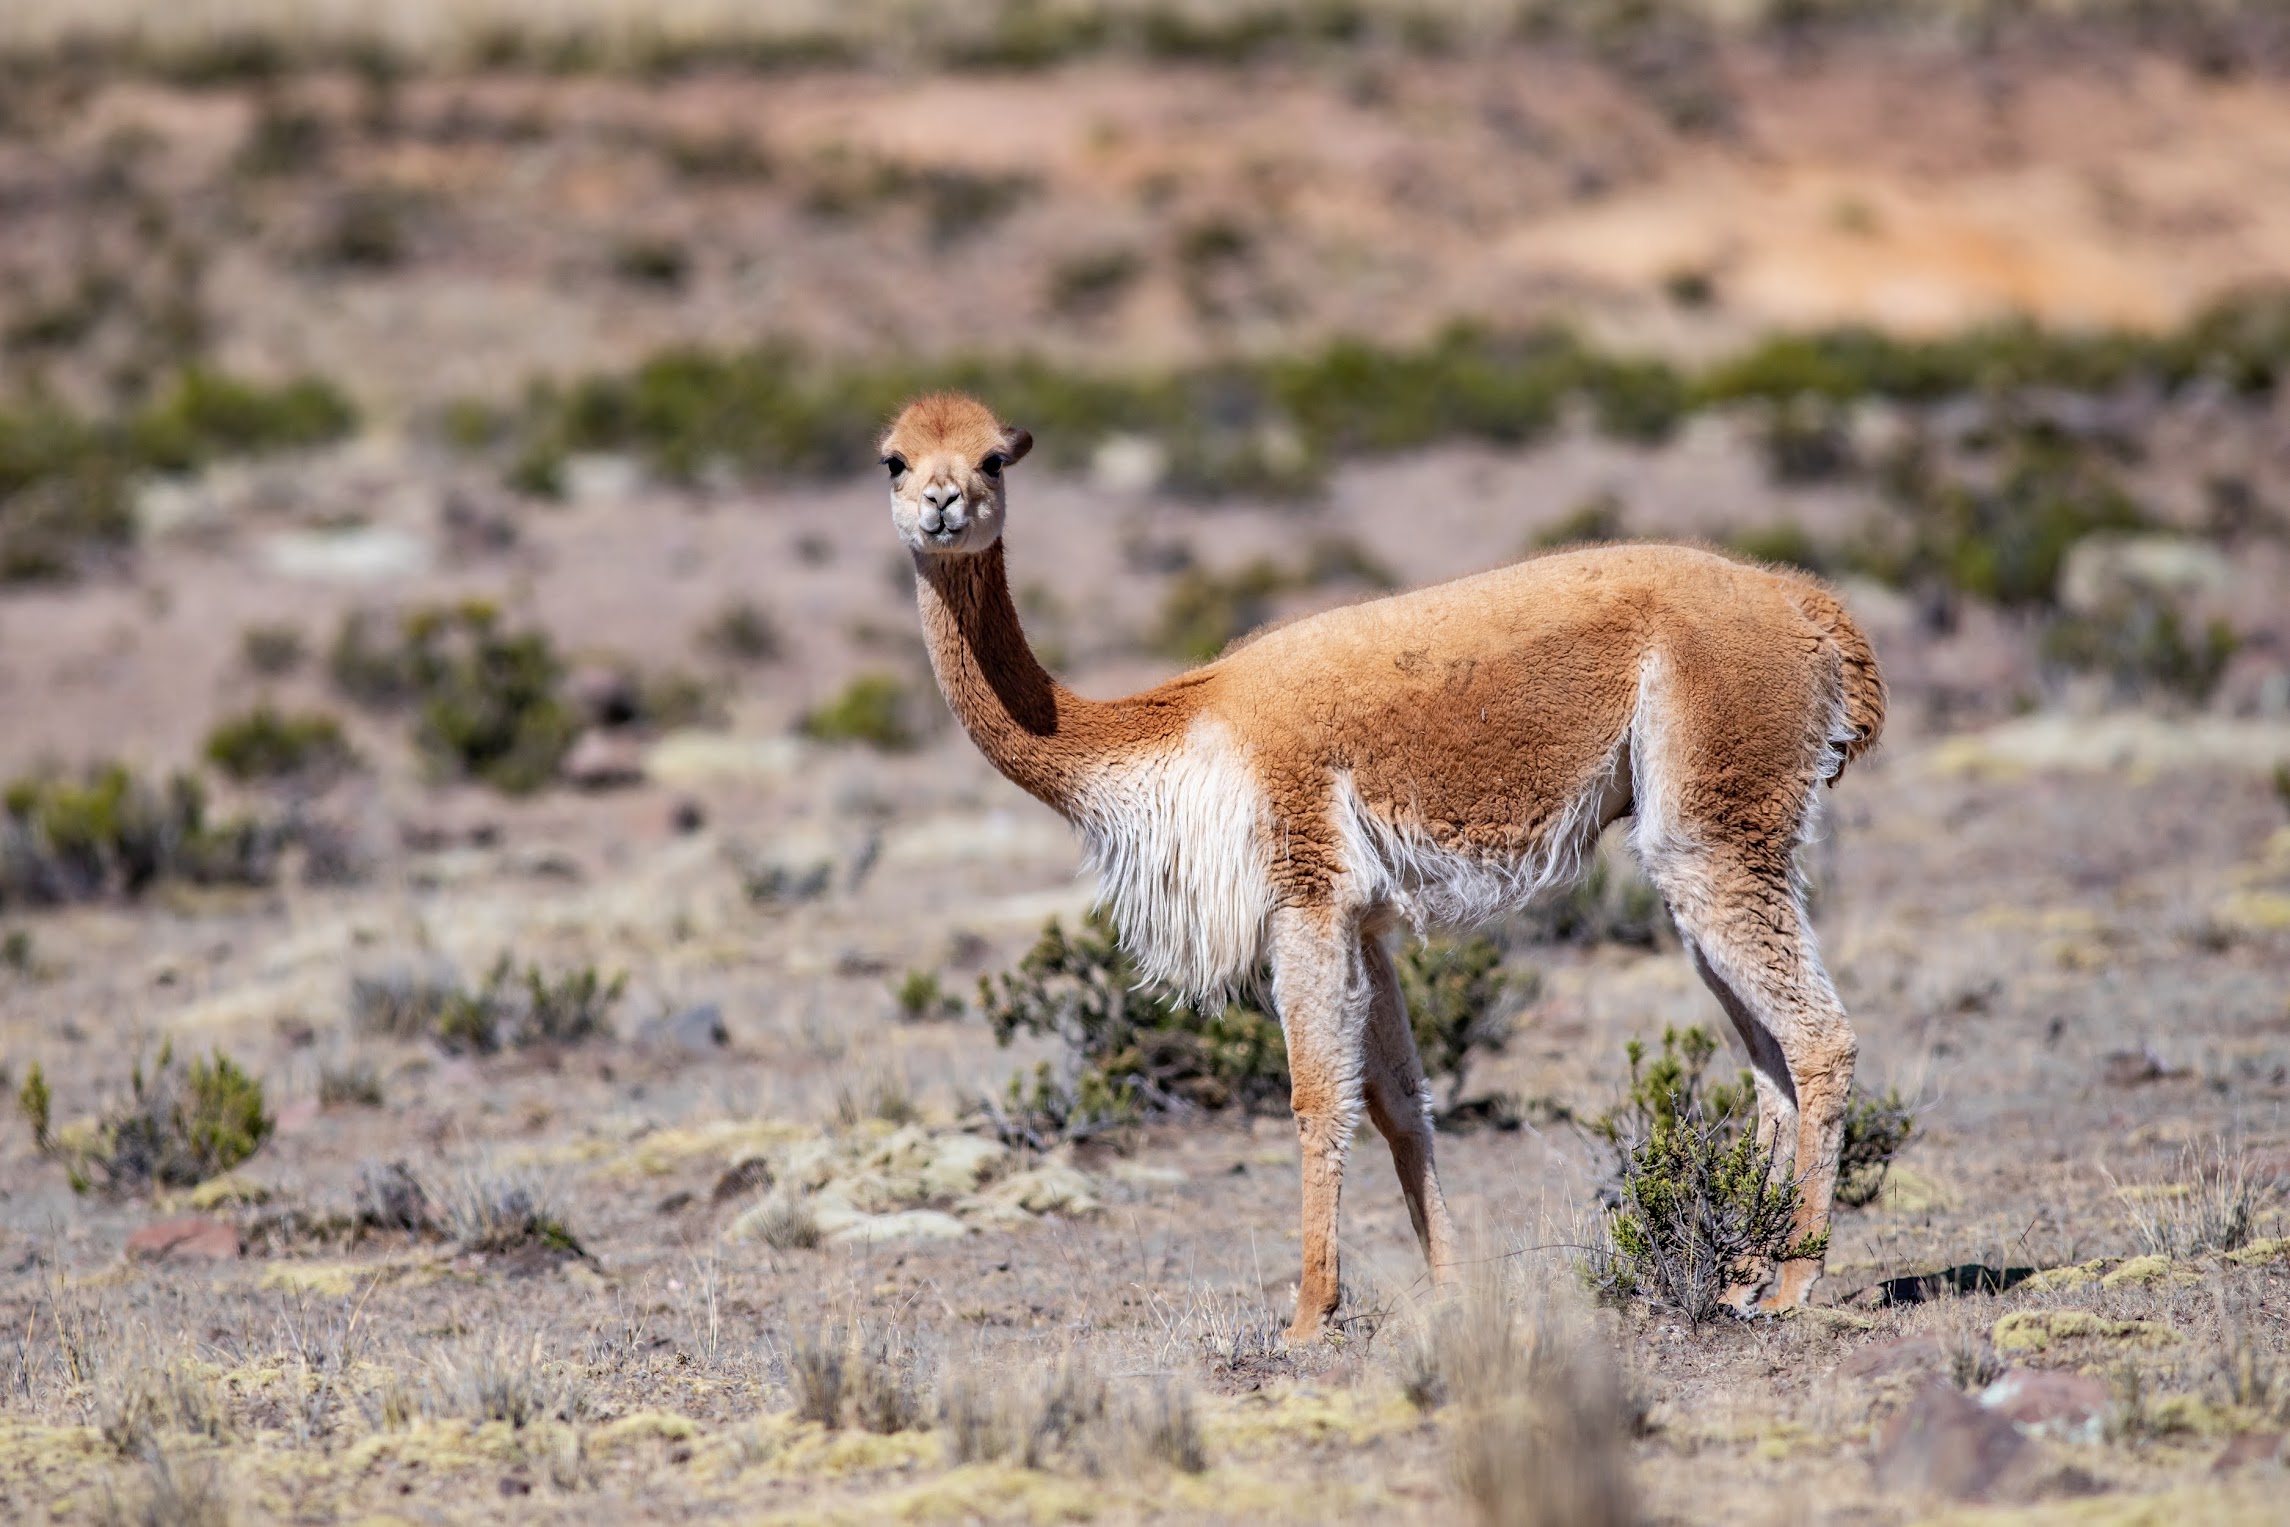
[915,543,1189,814]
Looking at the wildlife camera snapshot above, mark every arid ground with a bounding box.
[3,6,2290,1524]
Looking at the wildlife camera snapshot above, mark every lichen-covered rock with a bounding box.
[1992,1309,2179,1355]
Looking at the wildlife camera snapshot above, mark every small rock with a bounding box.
[669,798,706,835]
[2213,1431,2285,1473]
[655,1191,695,1216]
[564,452,645,505]
[566,664,639,727]
[125,1216,241,1262]
[824,1209,970,1245]
[1091,433,1167,495]
[638,1003,729,1055]
[1992,1309,2180,1355]
[261,525,432,583]
[711,1158,773,1203]
[561,730,647,790]
[1980,1367,2111,1444]
[1873,1381,2030,1501]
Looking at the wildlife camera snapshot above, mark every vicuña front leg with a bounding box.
[1267,904,1370,1345]
[1360,929,1458,1286]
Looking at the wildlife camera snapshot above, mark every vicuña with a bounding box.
[882,392,1885,1340]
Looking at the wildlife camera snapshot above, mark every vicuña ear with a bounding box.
[1000,427,1033,465]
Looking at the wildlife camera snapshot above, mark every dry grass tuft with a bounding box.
[1407,1273,1636,1527]
[421,1329,589,1428]
[783,1323,927,1434]
[97,1443,231,1527]
[2108,1140,2283,1259]
[940,1352,1206,1477]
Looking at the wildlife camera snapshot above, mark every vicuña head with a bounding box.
[883,391,1887,1345]
[880,391,1032,557]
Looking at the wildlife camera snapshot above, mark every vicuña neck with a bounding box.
[914,543,1193,814]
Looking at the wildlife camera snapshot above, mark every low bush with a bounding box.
[976,911,1519,1143]
[202,703,356,783]
[697,598,782,664]
[440,1170,584,1261]
[893,969,963,1022]
[1585,1026,1913,1320]
[2041,604,2238,702]
[0,765,276,906]
[26,1041,272,1195]
[801,673,922,751]
[327,602,578,792]
[348,958,623,1053]
[239,622,306,676]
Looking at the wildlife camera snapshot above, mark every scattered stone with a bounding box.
[125,1216,242,1262]
[563,452,646,505]
[1840,1338,1947,1381]
[711,1158,772,1203]
[565,664,640,726]
[2100,1254,2192,1291]
[655,1191,695,1215]
[399,814,500,852]
[2213,1431,2285,1473]
[1091,433,1167,495]
[1980,1367,2111,1444]
[561,729,647,789]
[669,798,706,835]
[1992,1309,2180,1356]
[1872,1381,2031,1501]
[964,1164,1100,1223]
[645,733,805,786]
[826,1208,971,1244]
[638,1003,729,1055]
[261,525,431,582]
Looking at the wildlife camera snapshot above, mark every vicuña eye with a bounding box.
[881,455,907,477]
[980,453,1005,478]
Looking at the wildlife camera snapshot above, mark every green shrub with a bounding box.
[698,598,782,664]
[354,957,622,1054]
[239,623,306,676]
[203,703,355,783]
[976,910,1287,1143]
[611,237,689,289]
[894,969,963,1022]
[328,603,577,793]
[802,673,920,751]
[1396,935,1528,1113]
[129,369,356,473]
[1834,1087,1916,1209]
[17,1061,51,1150]
[976,912,1518,1143]
[1047,249,1145,317]
[1511,839,1667,948]
[1871,433,2150,606]
[1155,559,1289,661]
[31,1041,272,1195]
[1726,520,1830,575]
[1534,492,1628,549]
[1586,1026,1913,1316]
[2041,605,2239,701]
[0,765,275,906]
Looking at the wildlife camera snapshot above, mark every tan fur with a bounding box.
[885,394,1887,1340]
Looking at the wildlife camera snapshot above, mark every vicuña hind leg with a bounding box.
[1360,928,1458,1286]
[1655,851,1857,1312]
[1266,903,1371,1344]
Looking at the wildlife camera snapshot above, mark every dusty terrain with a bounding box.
[4,9,2290,1526]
